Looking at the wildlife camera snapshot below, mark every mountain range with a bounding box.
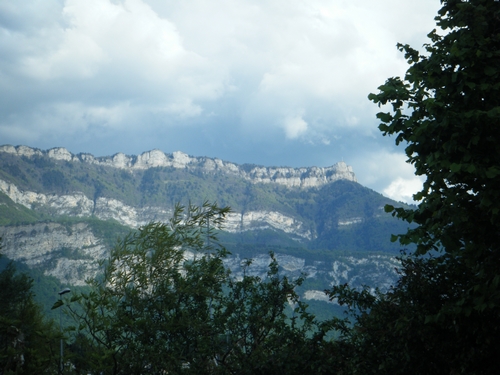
[0,145,411,315]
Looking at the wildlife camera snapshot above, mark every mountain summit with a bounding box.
[0,145,356,188]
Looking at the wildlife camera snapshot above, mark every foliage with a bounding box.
[328,1,500,374]
[328,254,487,374]
[0,192,42,226]
[62,203,337,374]
[0,256,62,318]
[0,252,59,374]
[41,170,68,193]
[212,256,333,375]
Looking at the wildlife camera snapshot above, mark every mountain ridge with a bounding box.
[0,144,357,189]
[0,144,408,250]
[0,144,409,313]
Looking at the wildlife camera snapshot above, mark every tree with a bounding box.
[0,251,59,374]
[329,1,500,374]
[64,203,335,374]
[211,256,337,375]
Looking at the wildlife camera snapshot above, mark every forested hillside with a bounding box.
[0,145,409,323]
[0,145,410,252]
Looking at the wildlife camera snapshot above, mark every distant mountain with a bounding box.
[0,145,411,314]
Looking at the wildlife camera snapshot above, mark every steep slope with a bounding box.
[0,145,409,310]
[0,145,408,248]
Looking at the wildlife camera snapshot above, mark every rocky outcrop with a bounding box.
[0,179,95,216]
[225,211,312,239]
[222,252,399,300]
[338,217,363,226]
[0,221,399,295]
[0,145,399,296]
[329,255,400,292]
[0,222,106,286]
[0,145,44,158]
[0,178,313,238]
[0,145,357,188]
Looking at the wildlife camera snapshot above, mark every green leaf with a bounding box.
[377,112,393,122]
[469,135,480,146]
[450,163,461,173]
[51,300,64,310]
[487,106,500,118]
[378,123,390,132]
[466,164,476,173]
[424,315,436,324]
[492,275,500,289]
[384,204,395,213]
[484,66,496,76]
[485,167,500,178]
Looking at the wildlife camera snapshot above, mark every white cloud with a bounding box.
[21,30,105,80]
[283,114,308,139]
[0,0,442,195]
[0,101,133,143]
[23,0,186,79]
[383,177,424,204]
[351,150,425,204]
[143,0,440,141]
[161,99,203,118]
[17,0,225,99]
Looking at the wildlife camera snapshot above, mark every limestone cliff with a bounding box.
[0,222,106,286]
[0,145,357,188]
[0,178,314,238]
[0,222,399,297]
[0,144,404,295]
[0,145,359,239]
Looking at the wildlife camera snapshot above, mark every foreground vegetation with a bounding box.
[1,203,344,374]
[1,0,499,373]
[0,256,59,374]
[336,0,500,373]
[60,203,341,374]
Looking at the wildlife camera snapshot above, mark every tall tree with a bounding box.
[64,203,335,374]
[0,251,59,374]
[329,1,500,374]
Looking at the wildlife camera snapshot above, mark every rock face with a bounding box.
[0,144,401,296]
[0,178,313,237]
[0,145,358,238]
[0,222,106,286]
[224,211,313,240]
[0,179,95,217]
[0,145,357,188]
[0,222,399,297]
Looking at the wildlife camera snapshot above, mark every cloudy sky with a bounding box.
[0,0,442,203]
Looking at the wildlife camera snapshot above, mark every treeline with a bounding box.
[0,204,344,374]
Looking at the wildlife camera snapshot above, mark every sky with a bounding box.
[0,0,442,203]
